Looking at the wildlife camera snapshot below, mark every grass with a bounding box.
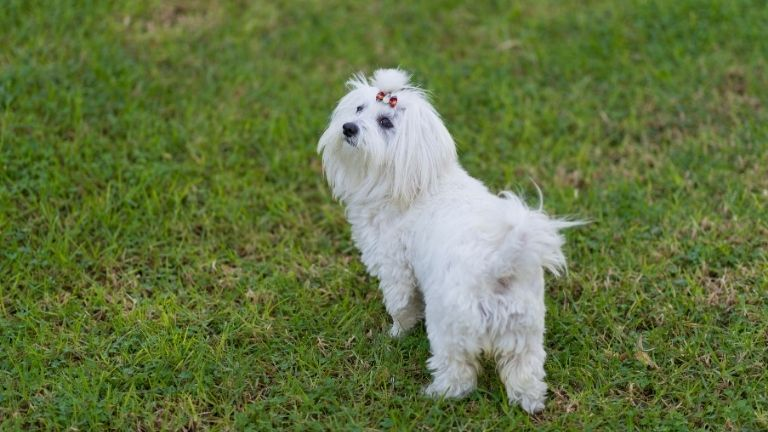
[1,0,767,429]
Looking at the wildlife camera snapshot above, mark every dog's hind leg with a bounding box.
[496,331,548,414]
[423,347,480,399]
[422,300,482,399]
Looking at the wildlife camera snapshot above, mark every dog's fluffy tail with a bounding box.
[488,192,583,278]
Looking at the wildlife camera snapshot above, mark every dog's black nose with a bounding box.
[342,122,359,137]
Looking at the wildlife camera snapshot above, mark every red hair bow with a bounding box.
[376,91,398,108]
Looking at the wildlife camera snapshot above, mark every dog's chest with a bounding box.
[349,204,404,245]
[347,204,410,274]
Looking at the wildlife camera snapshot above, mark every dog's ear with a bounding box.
[389,98,457,204]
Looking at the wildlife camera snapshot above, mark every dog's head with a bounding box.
[318,69,457,204]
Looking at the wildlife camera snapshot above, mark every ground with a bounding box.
[1,0,767,430]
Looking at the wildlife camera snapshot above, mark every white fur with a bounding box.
[318,69,580,414]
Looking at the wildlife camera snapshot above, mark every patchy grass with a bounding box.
[1,0,767,430]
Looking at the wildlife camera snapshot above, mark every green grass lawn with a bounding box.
[1,0,767,430]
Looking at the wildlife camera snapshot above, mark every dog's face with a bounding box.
[335,86,398,149]
[318,69,457,204]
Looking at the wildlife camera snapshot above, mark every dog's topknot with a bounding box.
[372,69,411,93]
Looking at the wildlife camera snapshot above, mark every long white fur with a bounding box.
[318,69,580,413]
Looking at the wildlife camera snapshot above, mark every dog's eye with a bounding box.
[378,116,393,129]
[356,105,364,113]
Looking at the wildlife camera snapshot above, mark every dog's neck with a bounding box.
[340,160,464,212]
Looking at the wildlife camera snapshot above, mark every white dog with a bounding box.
[318,69,579,413]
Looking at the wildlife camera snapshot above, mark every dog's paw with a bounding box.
[423,381,474,399]
[388,323,405,338]
[518,396,546,414]
[505,377,547,414]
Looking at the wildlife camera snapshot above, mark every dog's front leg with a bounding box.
[378,264,423,338]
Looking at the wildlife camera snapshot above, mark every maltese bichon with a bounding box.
[318,69,579,413]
